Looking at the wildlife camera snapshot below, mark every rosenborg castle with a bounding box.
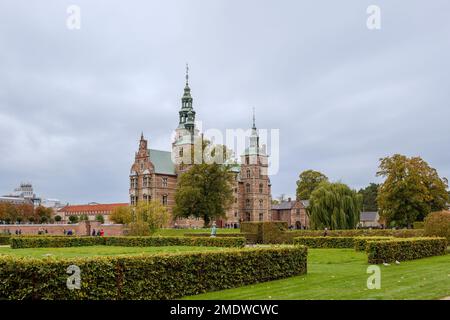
[128,70,273,227]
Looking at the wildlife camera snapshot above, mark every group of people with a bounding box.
[63,229,76,235]
[91,229,104,236]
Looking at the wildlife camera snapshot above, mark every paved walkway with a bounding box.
[441,296,450,300]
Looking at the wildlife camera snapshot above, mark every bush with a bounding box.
[68,216,79,224]
[10,236,246,249]
[366,237,447,264]
[293,236,356,248]
[0,246,307,299]
[413,221,424,229]
[424,211,450,241]
[353,236,393,251]
[105,236,245,248]
[95,214,105,224]
[242,222,425,244]
[54,215,62,222]
[11,236,106,248]
[0,235,10,245]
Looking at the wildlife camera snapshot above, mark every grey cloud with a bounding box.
[0,0,449,203]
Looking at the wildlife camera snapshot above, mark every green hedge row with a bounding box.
[0,246,307,300]
[293,236,356,248]
[186,233,259,244]
[288,229,424,238]
[104,236,245,248]
[241,222,425,244]
[10,236,246,249]
[366,237,447,264]
[0,235,10,245]
[353,237,393,251]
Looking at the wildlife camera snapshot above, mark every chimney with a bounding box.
[288,197,291,202]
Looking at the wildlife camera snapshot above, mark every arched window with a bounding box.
[259,199,263,209]
[245,199,250,208]
[179,148,183,157]
[162,195,168,206]
[259,183,263,193]
[259,213,264,221]
[245,212,251,221]
[246,170,251,178]
[246,183,251,193]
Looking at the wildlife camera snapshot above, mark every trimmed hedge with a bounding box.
[186,233,259,244]
[424,211,450,241]
[0,235,10,245]
[293,236,356,248]
[10,236,245,249]
[241,222,425,244]
[0,246,307,300]
[104,236,245,248]
[366,237,447,264]
[353,236,393,251]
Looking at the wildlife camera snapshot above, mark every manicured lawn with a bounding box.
[153,228,240,236]
[0,245,227,259]
[184,248,450,300]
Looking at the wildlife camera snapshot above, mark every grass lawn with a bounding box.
[0,245,228,259]
[153,228,240,236]
[184,248,450,300]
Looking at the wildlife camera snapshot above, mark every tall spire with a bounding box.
[252,107,256,130]
[185,63,189,86]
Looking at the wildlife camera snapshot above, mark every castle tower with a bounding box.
[239,109,272,222]
[172,64,200,174]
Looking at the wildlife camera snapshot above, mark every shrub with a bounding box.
[366,237,447,264]
[0,246,307,300]
[104,236,245,248]
[293,236,356,248]
[242,222,424,244]
[68,216,79,224]
[424,211,450,241]
[95,214,105,224]
[10,236,245,249]
[186,233,258,244]
[413,221,424,229]
[0,235,10,245]
[353,236,393,251]
[11,236,106,248]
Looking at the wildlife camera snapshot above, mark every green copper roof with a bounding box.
[148,149,176,175]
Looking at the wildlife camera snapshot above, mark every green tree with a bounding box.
[79,214,89,221]
[358,183,379,211]
[377,154,449,227]
[68,215,79,224]
[308,182,362,230]
[54,215,62,222]
[174,163,234,227]
[95,214,105,224]
[129,201,169,235]
[296,170,329,200]
[35,206,53,223]
[110,206,132,224]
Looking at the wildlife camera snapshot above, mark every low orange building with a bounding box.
[58,202,128,223]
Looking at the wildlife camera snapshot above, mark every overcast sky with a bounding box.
[1,0,449,204]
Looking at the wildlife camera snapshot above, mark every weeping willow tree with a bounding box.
[308,182,362,230]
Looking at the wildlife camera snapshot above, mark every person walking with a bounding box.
[92,229,96,236]
[323,227,328,237]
